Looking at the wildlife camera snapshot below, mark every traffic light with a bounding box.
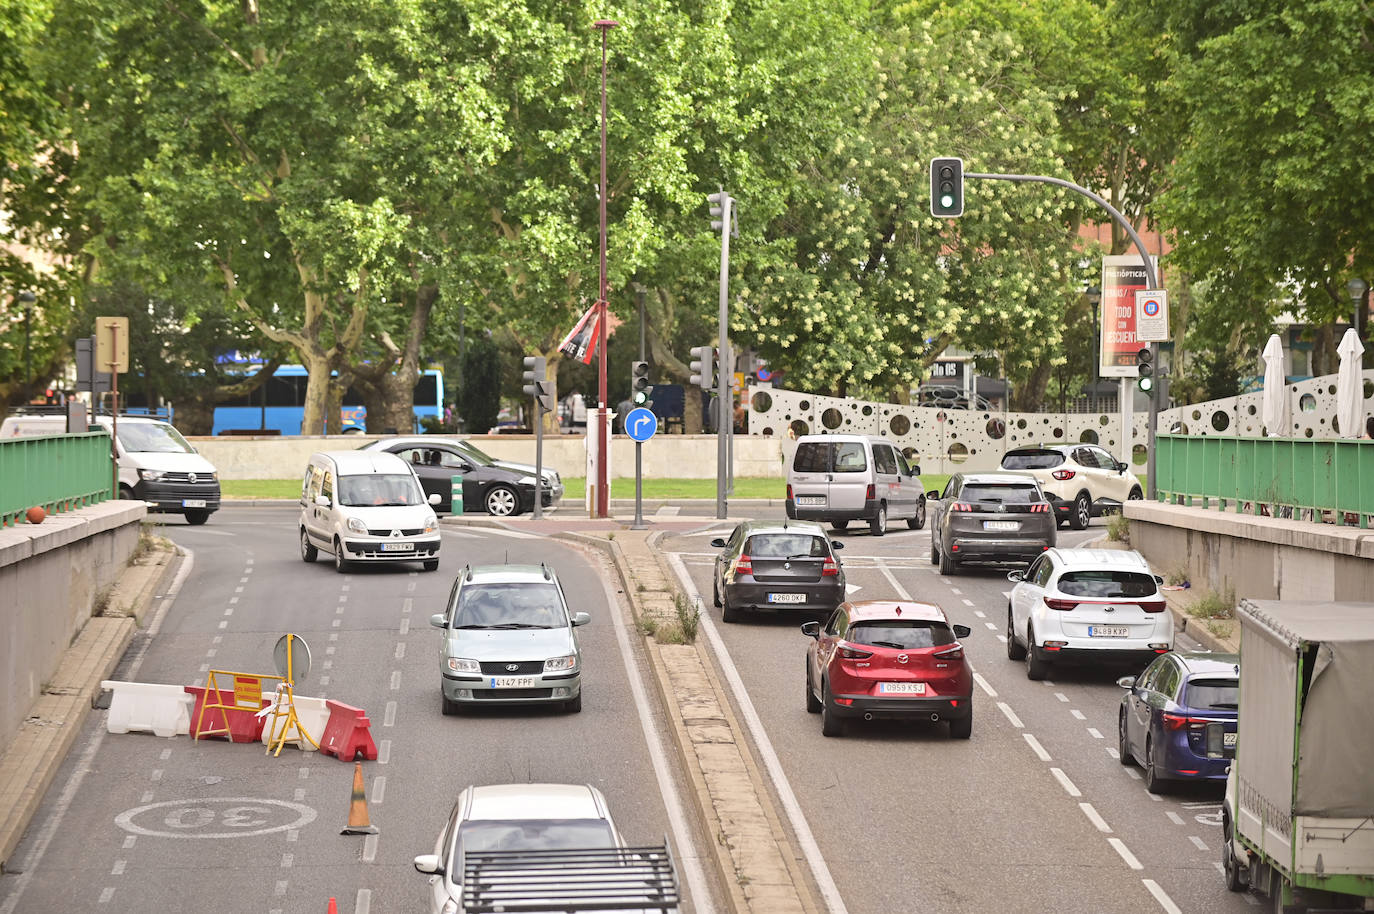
[707,190,737,236]
[1135,347,1154,393]
[522,356,546,398]
[930,157,964,218]
[688,346,714,390]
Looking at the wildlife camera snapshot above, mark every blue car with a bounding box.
[1117,651,1240,793]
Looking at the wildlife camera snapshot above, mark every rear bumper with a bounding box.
[1035,643,1167,666]
[725,580,845,613]
[785,497,878,524]
[949,537,1051,563]
[830,692,972,721]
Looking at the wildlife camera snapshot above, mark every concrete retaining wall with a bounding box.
[0,501,144,746]
[1124,501,1374,601]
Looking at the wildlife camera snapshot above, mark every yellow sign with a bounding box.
[234,675,263,707]
[95,316,130,373]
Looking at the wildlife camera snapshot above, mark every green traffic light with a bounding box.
[1138,377,1154,392]
[633,391,648,405]
[940,194,954,208]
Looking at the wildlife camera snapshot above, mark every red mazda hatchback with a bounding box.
[803,600,974,738]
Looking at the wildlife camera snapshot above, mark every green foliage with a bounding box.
[457,336,501,435]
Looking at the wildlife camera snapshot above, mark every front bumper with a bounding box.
[339,534,440,563]
[829,691,972,721]
[724,579,845,613]
[132,479,222,515]
[442,669,581,706]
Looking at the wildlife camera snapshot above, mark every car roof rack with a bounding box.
[541,562,552,580]
[460,843,680,913]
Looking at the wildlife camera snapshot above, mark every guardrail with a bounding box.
[1154,434,1374,526]
[0,432,115,527]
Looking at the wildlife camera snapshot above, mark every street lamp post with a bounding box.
[593,18,618,519]
[1347,277,1368,338]
[19,291,36,397]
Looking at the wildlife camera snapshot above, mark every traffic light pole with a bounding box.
[715,194,733,521]
[964,172,1161,499]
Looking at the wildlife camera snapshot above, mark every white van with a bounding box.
[784,434,925,536]
[299,450,442,573]
[0,412,221,524]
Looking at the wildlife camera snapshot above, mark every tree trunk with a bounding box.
[354,284,438,434]
[1014,360,1052,412]
[1312,323,1337,376]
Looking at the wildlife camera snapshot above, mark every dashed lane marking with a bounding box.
[972,673,997,697]
[1023,733,1051,761]
[384,702,397,727]
[997,702,1023,728]
[1050,768,1082,797]
[1055,692,1069,702]
[1189,836,1209,851]
[1079,803,1112,833]
[1142,879,1181,913]
[984,622,998,630]
[363,834,378,864]
[356,889,372,914]
[372,776,386,805]
[1070,709,1086,720]
[1109,838,1144,870]
[973,609,985,618]
[1087,727,1103,739]
[1125,768,1142,780]
[1166,812,1185,826]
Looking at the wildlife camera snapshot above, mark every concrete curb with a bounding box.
[0,541,182,873]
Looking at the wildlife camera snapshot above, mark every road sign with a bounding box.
[95,316,130,373]
[1135,290,1169,343]
[624,407,657,442]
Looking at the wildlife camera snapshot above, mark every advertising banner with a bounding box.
[1099,255,1157,377]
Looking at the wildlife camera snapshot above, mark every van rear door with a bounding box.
[827,440,870,513]
[789,440,833,510]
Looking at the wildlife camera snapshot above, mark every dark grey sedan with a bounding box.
[927,473,1056,576]
[711,520,846,623]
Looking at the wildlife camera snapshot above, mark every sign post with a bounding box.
[95,317,129,495]
[624,406,658,530]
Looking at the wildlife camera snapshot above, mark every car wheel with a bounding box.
[423,559,439,572]
[1070,491,1091,530]
[300,528,318,563]
[185,510,209,526]
[1025,626,1049,680]
[1118,710,1134,766]
[949,707,972,739]
[869,504,887,536]
[938,541,958,576]
[929,530,939,564]
[1144,736,1166,794]
[441,693,458,716]
[333,538,349,574]
[484,485,519,517]
[721,591,741,624]
[712,576,722,608]
[832,520,849,531]
[1223,813,1248,892]
[1006,607,1026,660]
[805,661,821,714]
[820,679,844,737]
[908,497,926,530]
[1128,485,1143,501]
[118,485,135,500]
[565,692,582,713]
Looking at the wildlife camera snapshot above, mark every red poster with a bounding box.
[1098,255,1157,377]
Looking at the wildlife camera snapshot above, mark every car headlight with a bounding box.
[138,469,164,482]
[447,657,480,674]
[346,516,368,534]
[518,476,537,486]
[543,654,577,673]
[424,515,438,533]
[209,471,218,481]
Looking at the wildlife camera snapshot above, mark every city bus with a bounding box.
[211,364,444,435]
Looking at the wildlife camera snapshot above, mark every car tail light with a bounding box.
[822,556,839,576]
[951,502,973,512]
[1162,712,1206,731]
[865,484,876,501]
[933,644,964,660]
[1140,600,1166,613]
[1029,503,1049,513]
[1044,597,1078,611]
[1052,469,1076,481]
[786,484,794,501]
[735,554,753,575]
[838,644,873,660]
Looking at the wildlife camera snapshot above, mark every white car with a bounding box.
[1000,444,1142,530]
[1005,548,1171,680]
[414,784,679,913]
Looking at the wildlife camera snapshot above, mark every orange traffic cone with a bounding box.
[327,899,338,914]
[340,761,378,835]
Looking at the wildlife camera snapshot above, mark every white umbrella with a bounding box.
[1261,334,1289,437]
[1336,327,1366,439]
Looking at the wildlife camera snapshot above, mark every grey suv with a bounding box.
[927,473,1056,575]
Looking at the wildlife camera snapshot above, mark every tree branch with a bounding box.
[164,1,254,71]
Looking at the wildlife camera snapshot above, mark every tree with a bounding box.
[457,335,501,435]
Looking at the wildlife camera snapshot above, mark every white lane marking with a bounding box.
[1050,768,1082,797]
[845,583,863,595]
[984,622,997,630]
[384,702,397,727]
[1189,836,1208,851]
[666,552,845,914]
[873,557,912,601]
[1109,838,1144,870]
[1043,680,1056,687]
[240,577,250,584]
[1079,803,1112,833]
[212,635,222,644]
[379,740,391,764]
[949,587,963,595]
[287,830,299,843]
[1125,767,1142,780]
[280,853,294,868]
[653,505,681,517]
[331,619,340,628]
[1107,748,1120,760]
[294,788,305,802]
[121,836,135,849]
[972,673,997,698]
[326,646,336,655]
[356,889,372,914]
[274,880,288,896]
[150,770,163,782]
[234,586,243,594]
[1149,792,1163,802]
[335,606,345,615]
[219,621,228,629]
[319,675,330,686]
[996,635,1008,644]
[1055,692,1069,703]
[1023,733,1051,761]
[406,581,416,592]
[337,594,348,603]
[140,791,153,804]
[198,663,209,673]
[329,633,338,641]
[394,643,406,660]
[402,597,413,613]
[98,888,114,904]
[1070,709,1086,720]
[206,648,217,658]
[399,618,410,636]
[482,527,541,539]
[1142,878,1181,913]
[111,860,125,875]
[390,671,401,690]
[323,660,332,670]
[973,609,985,618]
[228,597,238,605]
[1166,811,1185,826]
[997,702,1024,728]
[964,600,975,607]
[372,776,386,805]
[1087,727,1103,739]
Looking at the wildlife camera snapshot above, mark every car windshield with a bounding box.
[1001,450,1065,470]
[115,422,195,454]
[457,819,617,854]
[337,473,425,507]
[960,483,1042,503]
[848,620,956,649]
[453,582,566,629]
[745,533,830,558]
[1057,570,1157,598]
[1184,678,1239,710]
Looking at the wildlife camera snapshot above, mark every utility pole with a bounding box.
[707,190,736,520]
[592,18,618,519]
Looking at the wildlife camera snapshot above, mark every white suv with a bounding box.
[1005,548,1171,680]
[1000,445,1142,530]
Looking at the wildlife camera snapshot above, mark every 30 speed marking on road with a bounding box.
[114,797,316,838]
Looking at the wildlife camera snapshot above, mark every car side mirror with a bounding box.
[429,613,448,629]
[1154,575,1164,584]
[1006,570,1024,583]
[926,490,941,500]
[428,493,441,505]
[710,538,727,548]
[800,621,820,638]
[314,494,331,508]
[830,541,844,550]
[911,465,921,476]
[571,612,591,627]
[1116,676,1136,690]
[953,624,971,639]
[413,854,442,875]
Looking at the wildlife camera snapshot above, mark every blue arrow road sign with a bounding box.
[625,407,658,442]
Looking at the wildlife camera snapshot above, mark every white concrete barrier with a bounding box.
[101,680,194,738]
[259,692,332,752]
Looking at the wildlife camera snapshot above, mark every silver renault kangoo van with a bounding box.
[784,434,925,536]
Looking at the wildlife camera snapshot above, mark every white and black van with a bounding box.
[785,434,925,536]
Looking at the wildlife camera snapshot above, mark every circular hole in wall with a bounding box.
[1053,427,1064,439]
[1304,427,1314,439]
[799,399,811,411]
[761,426,775,436]
[1246,404,1256,415]
[1365,380,1374,400]
[948,442,969,463]
[1016,419,1027,429]
[1192,409,1202,421]
[751,391,772,412]
[789,419,809,438]
[1099,415,1110,426]
[987,419,1006,440]
[1300,394,1317,413]
[936,411,947,424]
[1132,443,1148,465]
[889,414,911,436]
[862,405,873,416]
[1211,411,1230,432]
[1080,429,1099,445]
[821,408,843,430]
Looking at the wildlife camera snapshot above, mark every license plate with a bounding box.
[181,499,207,508]
[1088,625,1129,638]
[983,520,1019,531]
[381,542,415,552]
[796,496,825,507]
[490,676,537,689]
[1223,732,1237,748]
[877,682,927,695]
[768,593,807,604]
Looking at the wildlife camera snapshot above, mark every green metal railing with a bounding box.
[0,432,115,527]
[1154,434,1374,527]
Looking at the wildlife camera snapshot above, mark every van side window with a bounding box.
[832,442,868,473]
[302,467,314,501]
[793,441,831,473]
[895,451,913,476]
[872,444,897,475]
[321,471,334,501]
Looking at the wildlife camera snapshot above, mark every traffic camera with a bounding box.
[1135,347,1154,393]
[930,157,964,218]
[688,346,715,390]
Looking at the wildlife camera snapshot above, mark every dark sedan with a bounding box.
[927,473,1056,575]
[360,438,558,516]
[711,520,846,623]
[1117,651,1240,794]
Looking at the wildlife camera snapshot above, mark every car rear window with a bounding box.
[832,441,868,473]
[745,534,830,558]
[1000,449,1065,470]
[1057,570,1157,598]
[1184,678,1239,710]
[793,442,831,473]
[847,620,955,649]
[960,483,1043,503]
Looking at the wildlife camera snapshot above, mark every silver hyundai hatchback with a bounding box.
[430,564,590,714]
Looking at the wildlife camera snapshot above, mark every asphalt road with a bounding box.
[0,507,715,914]
[662,516,1258,914]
